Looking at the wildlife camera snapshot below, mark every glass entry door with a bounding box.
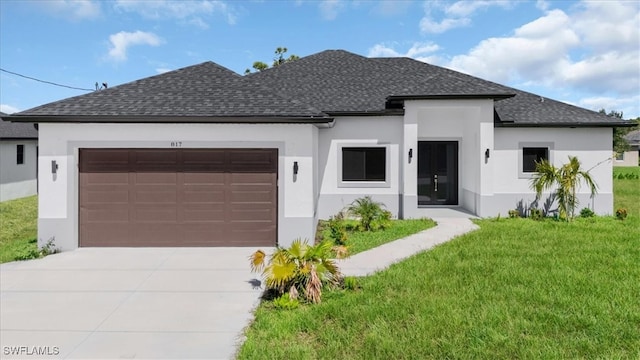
[417,141,458,205]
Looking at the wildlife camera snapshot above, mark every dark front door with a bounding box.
[417,141,458,205]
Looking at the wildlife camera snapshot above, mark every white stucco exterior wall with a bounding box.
[316,116,403,218]
[0,140,38,202]
[491,127,614,216]
[37,123,319,251]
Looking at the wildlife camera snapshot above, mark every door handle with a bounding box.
[434,175,438,192]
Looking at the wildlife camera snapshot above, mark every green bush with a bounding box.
[508,210,520,218]
[529,208,544,221]
[347,196,390,231]
[272,293,300,310]
[326,213,348,245]
[580,207,596,218]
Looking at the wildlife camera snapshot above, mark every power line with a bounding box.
[0,68,95,92]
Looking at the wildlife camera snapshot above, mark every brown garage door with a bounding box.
[79,148,277,247]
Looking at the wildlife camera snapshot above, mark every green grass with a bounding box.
[613,166,640,177]
[346,218,436,255]
[0,195,39,263]
[238,182,640,359]
[613,167,640,218]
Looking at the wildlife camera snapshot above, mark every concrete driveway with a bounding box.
[0,248,268,359]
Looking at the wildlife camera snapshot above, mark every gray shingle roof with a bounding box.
[624,129,640,145]
[0,112,38,139]
[5,49,630,127]
[15,62,327,119]
[248,50,514,113]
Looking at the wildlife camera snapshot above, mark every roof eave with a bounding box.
[387,93,516,101]
[496,121,635,128]
[3,115,334,124]
[325,109,404,117]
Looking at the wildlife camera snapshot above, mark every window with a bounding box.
[342,147,386,181]
[615,152,625,161]
[16,144,24,165]
[522,147,548,172]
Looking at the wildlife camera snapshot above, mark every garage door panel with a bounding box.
[82,207,130,222]
[228,149,277,173]
[83,190,130,204]
[134,189,178,203]
[80,148,277,247]
[182,149,226,172]
[183,172,225,184]
[134,207,178,222]
[133,150,178,172]
[83,172,130,185]
[80,149,130,172]
[230,190,275,203]
[134,172,178,185]
[81,225,130,247]
[183,189,225,203]
[182,208,225,222]
[230,207,274,221]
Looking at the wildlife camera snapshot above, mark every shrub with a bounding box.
[529,208,544,220]
[580,207,596,218]
[272,293,300,310]
[370,209,392,231]
[326,212,348,245]
[250,239,340,304]
[615,208,628,220]
[347,196,389,231]
[508,209,520,218]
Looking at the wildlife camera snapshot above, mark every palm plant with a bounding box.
[249,239,340,304]
[347,196,388,231]
[530,156,598,221]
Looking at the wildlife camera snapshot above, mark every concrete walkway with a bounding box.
[338,217,479,277]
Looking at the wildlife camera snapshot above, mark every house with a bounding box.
[614,129,640,166]
[3,50,631,251]
[0,112,38,202]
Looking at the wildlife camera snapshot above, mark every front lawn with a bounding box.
[0,195,38,263]
[238,176,640,358]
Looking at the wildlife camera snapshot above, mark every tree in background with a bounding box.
[245,47,299,74]
[599,109,639,154]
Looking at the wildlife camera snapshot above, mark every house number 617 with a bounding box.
[170,141,182,147]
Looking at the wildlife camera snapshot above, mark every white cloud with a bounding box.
[155,68,172,74]
[107,31,163,62]
[420,0,513,34]
[0,104,20,114]
[319,0,344,20]
[368,42,442,64]
[39,0,101,20]
[578,95,640,120]
[114,0,237,27]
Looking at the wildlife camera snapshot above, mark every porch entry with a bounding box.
[417,141,458,205]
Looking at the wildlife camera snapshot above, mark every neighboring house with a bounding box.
[614,129,640,167]
[0,112,38,202]
[4,50,631,251]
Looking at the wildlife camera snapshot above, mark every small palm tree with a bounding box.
[530,156,598,221]
[347,196,387,231]
[249,239,340,304]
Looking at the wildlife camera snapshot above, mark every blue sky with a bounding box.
[1,0,639,119]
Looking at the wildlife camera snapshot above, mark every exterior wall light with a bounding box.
[293,161,299,175]
[485,148,490,160]
[408,148,413,163]
[51,160,58,174]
